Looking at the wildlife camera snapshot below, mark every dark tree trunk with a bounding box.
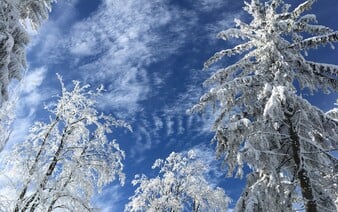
[285,113,317,212]
[16,125,68,212]
[14,118,60,212]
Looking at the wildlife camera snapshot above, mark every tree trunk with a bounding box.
[18,125,68,212]
[14,118,59,212]
[192,200,200,212]
[285,113,317,212]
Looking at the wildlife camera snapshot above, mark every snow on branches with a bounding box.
[0,75,130,211]
[125,151,230,212]
[0,0,55,105]
[19,0,55,30]
[191,0,338,211]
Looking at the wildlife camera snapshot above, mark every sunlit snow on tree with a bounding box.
[0,75,130,211]
[190,0,338,211]
[0,0,55,105]
[125,150,230,212]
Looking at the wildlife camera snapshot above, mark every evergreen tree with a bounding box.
[190,0,338,211]
[0,0,55,105]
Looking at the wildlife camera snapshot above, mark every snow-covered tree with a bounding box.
[0,97,16,152]
[0,0,55,105]
[18,0,55,30]
[0,75,130,211]
[125,151,230,212]
[327,99,338,121]
[190,0,338,211]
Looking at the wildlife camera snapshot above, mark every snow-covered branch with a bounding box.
[192,0,338,211]
[125,151,230,212]
[0,76,129,211]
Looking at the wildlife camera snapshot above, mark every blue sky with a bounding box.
[9,0,338,211]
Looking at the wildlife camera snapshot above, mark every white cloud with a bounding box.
[21,67,47,94]
[94,67,150,116]
[19,67,48,113]
[69,41,96,56]
[126,68,218,160]
[25,0,203,118]
[6,67,49,149]
[165,116,175,136]
[197,0,227,12]
[129,110,215,162]
[57,0,176,116]
[153,115,164,129]
[92,184,125,212]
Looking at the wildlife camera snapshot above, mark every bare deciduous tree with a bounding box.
[125,150,230,212]
[1,75,130,211]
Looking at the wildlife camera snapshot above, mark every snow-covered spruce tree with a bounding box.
[327,99,338,121]
[0,0,55,105]
[125,151,230,212]
[18,0,55,30]
[0,0,28,105]
[0,75,130,211]
[190,0,338,211]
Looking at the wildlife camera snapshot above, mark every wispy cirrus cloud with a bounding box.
[29,0,194,118]
[196,0,230,12]
[26,0,243,121]
[69,0,196,117]
[92,184,126,212]
[7,67,49,147]
[129,109,216,163]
